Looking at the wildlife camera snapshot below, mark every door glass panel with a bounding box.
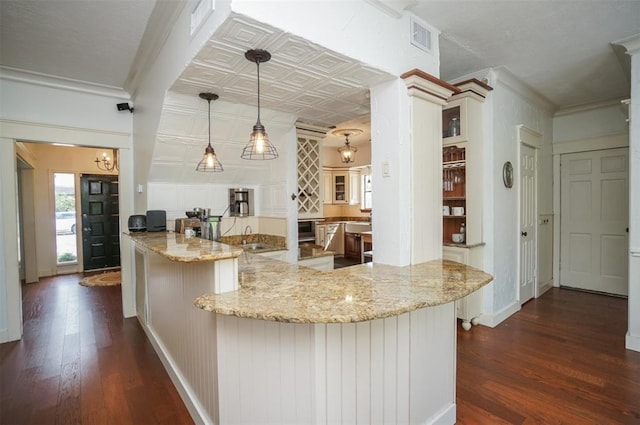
[54,173,77,264]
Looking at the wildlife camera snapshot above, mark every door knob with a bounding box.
[521,231,528,237]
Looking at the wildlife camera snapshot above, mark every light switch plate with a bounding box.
[382,161,390,177]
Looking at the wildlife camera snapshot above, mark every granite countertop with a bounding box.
[442,242,486,248]
[194,257,493,324]
[124,232,243,262]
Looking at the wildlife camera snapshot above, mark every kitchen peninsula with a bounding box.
[127,232,492,425]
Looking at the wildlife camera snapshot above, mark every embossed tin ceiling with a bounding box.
[169,15,394,129]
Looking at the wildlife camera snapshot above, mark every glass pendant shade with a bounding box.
[334,129,361,164]
[196,92,223,172]
[241,49,278,160]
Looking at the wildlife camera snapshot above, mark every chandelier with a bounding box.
[95,148,119,172]
[333,129,362,164]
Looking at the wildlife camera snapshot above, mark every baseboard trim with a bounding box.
[429,402,456,424]
[477,300,520,328]
[138,318,208,425]
[626,332,640,352]
[538,280,553,297]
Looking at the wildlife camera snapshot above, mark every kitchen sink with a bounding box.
[344,222,372,233]
[242,243,268,251]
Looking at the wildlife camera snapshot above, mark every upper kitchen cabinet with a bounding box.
[442,79,493,147]
[441,79,492,331]
[297,125,328,219]
[323,167,362,205]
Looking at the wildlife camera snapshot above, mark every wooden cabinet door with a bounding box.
[344,233,361,259]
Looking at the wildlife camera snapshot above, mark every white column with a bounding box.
[618,35,640,352]
[370,72,456,266]
[0,138,22,343]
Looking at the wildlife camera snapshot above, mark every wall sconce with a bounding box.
[196,92,223,172]
[241,49,278,160]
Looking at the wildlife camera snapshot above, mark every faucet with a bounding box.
[242,225,253,245]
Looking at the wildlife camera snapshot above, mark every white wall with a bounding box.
[0,72,134,342]
[480,68,555,324]
[131,1,234,212]
[554,102,630,142]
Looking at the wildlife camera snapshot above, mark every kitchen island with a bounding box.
[127,232,492,425]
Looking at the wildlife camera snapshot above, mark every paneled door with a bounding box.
[560,148,629,295]
[81,174,120,271]
[519,144,536,304]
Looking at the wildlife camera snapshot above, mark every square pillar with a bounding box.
[370,71,457,266]
[617,35,640,352]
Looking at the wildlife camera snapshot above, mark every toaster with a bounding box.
[128,214,146,232]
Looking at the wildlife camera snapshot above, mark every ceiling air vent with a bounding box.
[410,16,432,53]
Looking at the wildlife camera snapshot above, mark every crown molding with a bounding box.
[554,98,628,117]
[490,66,557,114]
[0,66,129,99]
[614,33,640,55]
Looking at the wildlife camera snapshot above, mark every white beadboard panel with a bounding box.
[217,315,316,424]
[146,251,221,424]
[142,250,458,425]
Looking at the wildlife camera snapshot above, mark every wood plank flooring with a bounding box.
[0,273,193,425]
[456,288,640,424]
[2,275,639,424]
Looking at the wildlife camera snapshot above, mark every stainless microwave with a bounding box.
[297,220,316,243]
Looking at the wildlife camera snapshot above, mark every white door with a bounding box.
[560,148,629,295]
[519,144,536,304]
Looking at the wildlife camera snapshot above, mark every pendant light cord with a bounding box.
[207,98,212,148]
[256,59,262,125]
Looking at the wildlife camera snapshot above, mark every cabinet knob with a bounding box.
[521,231,528,237]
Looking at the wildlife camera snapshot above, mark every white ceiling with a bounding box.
[1,0,638,147]
[0,0,156,89]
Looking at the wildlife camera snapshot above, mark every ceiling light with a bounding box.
[95,148,119,172]
[333,129,362,164]
[196,92,223,172]
[241,49,278,160]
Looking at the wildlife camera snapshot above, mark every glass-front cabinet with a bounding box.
[442,98,467,145]
[442,145,466,245]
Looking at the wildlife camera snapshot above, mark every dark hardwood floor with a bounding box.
[457,288,640,424]
[0,273,193,425]
[2,275,639,424]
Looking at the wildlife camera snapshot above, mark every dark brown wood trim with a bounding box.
[454,78,494,92]
[401,68,461,94]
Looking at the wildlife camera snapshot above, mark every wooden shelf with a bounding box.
[443,215,466,219]
[443,196,465,201]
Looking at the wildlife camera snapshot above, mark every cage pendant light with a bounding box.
[241,49,279,160]
[196,92,223,172]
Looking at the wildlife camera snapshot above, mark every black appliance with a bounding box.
[146,210,166,232]
[128,214,146,232]
[297,220,316,243]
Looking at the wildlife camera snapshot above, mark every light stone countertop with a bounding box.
[124,232,243,262]
[126,232,493,324]
[194,255,493,323]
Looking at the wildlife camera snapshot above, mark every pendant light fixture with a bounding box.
[241,49,279,160]
[196,92,223,172]
[333,129,362,164]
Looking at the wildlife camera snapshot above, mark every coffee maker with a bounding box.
[229,188,254,217]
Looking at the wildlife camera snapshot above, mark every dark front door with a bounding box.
[81,174,120,270]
